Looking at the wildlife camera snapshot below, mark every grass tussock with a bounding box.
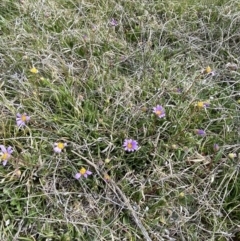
[0,0,240,240]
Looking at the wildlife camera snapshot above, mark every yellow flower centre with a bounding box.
[206,66,212,74]
[197,102,204,108]
[21,115,27,121]
[127,142,133,149]
[156,110,162,115]
[57,142,65,149]
[1,153,9,160]
[80,167,86,175]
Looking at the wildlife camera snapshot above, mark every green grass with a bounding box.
[0,0,240,240]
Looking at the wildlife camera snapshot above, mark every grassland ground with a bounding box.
[0,0,240,240]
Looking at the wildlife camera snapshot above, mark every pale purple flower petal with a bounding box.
[7,146,13,154]
[83,170,92,178]
[53,146,62,153]
[86,170,92,175]
[75,173,81,179]
[2,160,7,166]
[210,71,216,76]
[17,120,24,127]
[0,145,7,153]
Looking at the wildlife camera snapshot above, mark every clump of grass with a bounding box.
[0,0,240,240]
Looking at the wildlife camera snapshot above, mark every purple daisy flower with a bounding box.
[75,167,92,179]
[123,139,138,152]
[153,105,165,118]
[53,142,67,153]
[195,129,206,137]
[16,113,30,127]
[110,18,118,26]
[0,145,13,166]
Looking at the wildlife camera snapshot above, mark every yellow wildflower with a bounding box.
[179,192,185,198]
[30,67,38,74]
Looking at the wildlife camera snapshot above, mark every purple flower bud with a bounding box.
[213,144,219,152]
[195,129,206,137]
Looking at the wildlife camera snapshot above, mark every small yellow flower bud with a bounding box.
[179,192,185,198]
[105,158,111,163]
[171,144,178,150]
[104,173,111,181]
[228,153,236,159]
[30,67,38,74]
[15,170,21,178]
